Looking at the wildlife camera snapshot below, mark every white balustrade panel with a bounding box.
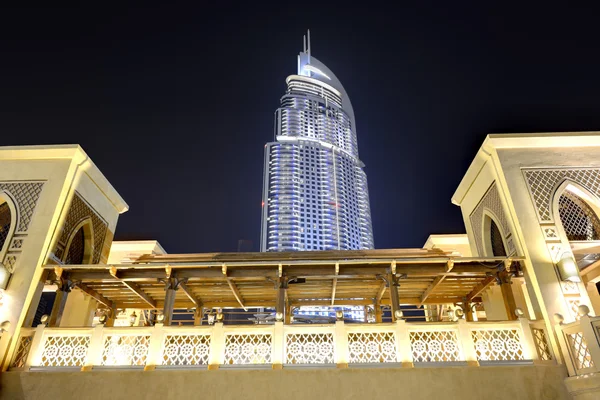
[285,333,334,364]
[162,334,211,366]
[471,329,524,361]
[39,334,91,367]
[224,333,272,365]
[409,330,461,362]
[347,331,397,363]
[102,335,151,366]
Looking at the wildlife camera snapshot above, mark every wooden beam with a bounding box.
[331,263,339,306]
[419,275,446,305]
[75,282,113,308]
[179,282,202,307]
[375,281,387,303]
[227,279,246,311]
[466,276,496,302]
[110,267,157,308]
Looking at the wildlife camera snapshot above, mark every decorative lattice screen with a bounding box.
[40,335,90,367]
[490,219,507,257]
[10,335,33,368]
[471,330,524,361]
[0,202,11,251]
[64,226,85,264]
[161,334,211,366]
[567,332,594,370]
[409,331,461,362]
[102,335,150,366]
[347,332,396,363]
[285,333,334,364]
[224,334,272,365]
[558,191,600,241]
[531,328,553,361]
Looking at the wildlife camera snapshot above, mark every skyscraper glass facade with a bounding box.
[261,48,374,252]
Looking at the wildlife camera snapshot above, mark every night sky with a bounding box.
[2,5,600,253]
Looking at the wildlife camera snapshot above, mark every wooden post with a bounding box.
[499,271,518,320]
[464,301,474,322]
[49,280,72,327]
[23,270,49,327]
[374,302,383,323]
[276,278,286,319]
[194,307,204,326]
[284,303,292,325]
[163,288,176,326]
[162,277,181,326]
[388,273,401,322]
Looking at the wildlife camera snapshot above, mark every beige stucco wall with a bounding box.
[0,365,570,400]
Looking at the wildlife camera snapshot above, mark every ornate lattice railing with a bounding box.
[284,326,335,364]
[555,310,600,376]
[6,317,558,372]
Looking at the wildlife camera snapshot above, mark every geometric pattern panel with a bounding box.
[40,335,90,367]
[524,168,600,222]
[101,335,150,366]
[224,334,272,365]
[54,192,107,264]
[532,328,553,361]
[469,182,512,256]
[285,333,334,364]
[567,332,594,370]
[558,191,600,241]
[566,297,582,321]
[10,335,33,369]
[161,334,211,366]
[347,332,397,363]
[409,331,461,362]
[471,329,525,361]
[0,182,44,232]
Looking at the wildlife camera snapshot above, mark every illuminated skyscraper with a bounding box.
[261,32,374,251]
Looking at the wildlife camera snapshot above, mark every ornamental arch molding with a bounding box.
[53,192,107,265]
[0,182,44,273]
[469,182,516,256]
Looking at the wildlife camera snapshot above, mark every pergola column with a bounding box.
[276,276,287,322]
[49,273,75,327]
[162,277,183,326]
[498,271,518,320]
[194,307,204,326]
[374,302,383,323]
[388,273,401,322]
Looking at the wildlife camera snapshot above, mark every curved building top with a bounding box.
[297,51,357,131]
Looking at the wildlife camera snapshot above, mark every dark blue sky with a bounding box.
[2,4,600,253]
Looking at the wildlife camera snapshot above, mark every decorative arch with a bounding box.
[551,180,600,243]
[0,191,18,263]
[482,210,509,257]
[469,182,516,256]
[62,218,94,265]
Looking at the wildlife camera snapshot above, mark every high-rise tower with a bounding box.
[261,32,374,252]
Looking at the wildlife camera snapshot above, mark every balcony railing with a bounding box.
[7,317,554,371]
[555,306,600,376]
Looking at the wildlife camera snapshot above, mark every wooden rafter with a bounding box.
[109,267,157,308]
[466,276,496,301]
[420,276,446,305]
[75,282,113,309]
[331,263,339,306]
[179,282,202,308]
[375,281,387,303]
[222,264,246,311]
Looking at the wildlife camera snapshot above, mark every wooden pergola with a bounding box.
[44,248,522,325]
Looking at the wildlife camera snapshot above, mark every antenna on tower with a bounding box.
[307,29,311,63]
[303,34,307,53]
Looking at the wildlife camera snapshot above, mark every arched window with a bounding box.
[558,191,600,241]
[0,202,11,253]
[490,219,507,257]
[64,225,85,264]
